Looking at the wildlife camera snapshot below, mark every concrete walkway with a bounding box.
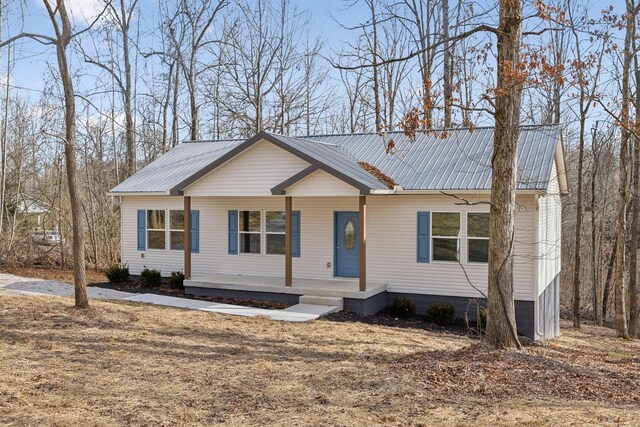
[121,294,331,322]
[0,272,336,322]
[0,273,135,300]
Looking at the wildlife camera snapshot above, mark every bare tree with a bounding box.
[484,0,524,349]
[613,0,637,339]
[166,0,227,140]
[442,0,452,127]
[83,0,138,178]
[568,4,606,328]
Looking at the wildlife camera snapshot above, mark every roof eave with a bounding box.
[107,191,173,197]
[369,188,545,195]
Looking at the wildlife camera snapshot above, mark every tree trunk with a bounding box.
[121,0,136,177]
[572,116,586,328]
[442,0,452,128]
[591,128,601,325]
[369,0,382,132]
[485,0,523,349]
[614,0,634,338]
[629,40,640,337]
[45,0,88,308]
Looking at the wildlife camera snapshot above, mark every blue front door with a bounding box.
[335,212,359,277]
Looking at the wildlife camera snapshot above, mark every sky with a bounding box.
[1,0,628,125]
[4,0,371,98]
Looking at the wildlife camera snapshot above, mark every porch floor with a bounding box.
[185,273,387,299]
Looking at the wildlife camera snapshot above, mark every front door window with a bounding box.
[344,220,356,252]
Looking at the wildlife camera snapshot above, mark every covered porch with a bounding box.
[185,272,388,300]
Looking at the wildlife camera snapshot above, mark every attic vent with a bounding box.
[357,161,396,189]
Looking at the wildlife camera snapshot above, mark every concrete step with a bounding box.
[298,295,344,311]
[284,303,340,316]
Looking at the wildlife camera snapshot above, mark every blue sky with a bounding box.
[3,0,627,124]
[5,0,373,97]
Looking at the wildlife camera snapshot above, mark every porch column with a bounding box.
[285,196,292,286]
[359,195,366,292]
[184,196,191,280]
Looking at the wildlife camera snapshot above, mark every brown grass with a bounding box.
[1,294,639,426]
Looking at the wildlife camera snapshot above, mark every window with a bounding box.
[344,220,356,252]
[431,212,460,261]
[265,211,285,255]
[239,211,261,254]
[170,210,185,250]
[467,213,489,263]
[147,210,166,250]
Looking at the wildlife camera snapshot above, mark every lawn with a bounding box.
[1,294,639,426]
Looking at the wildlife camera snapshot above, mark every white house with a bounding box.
[109,125,567,340]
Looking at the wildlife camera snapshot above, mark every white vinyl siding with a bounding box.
[285,169,360,196]
[121,194,537,301]
[537,159,562,295]
[366,194,536,301]
[122,197,189,275]
[183,140,309,196]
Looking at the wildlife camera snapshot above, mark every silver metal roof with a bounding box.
[109,125,560,194]
[308,124,560,191]
[110,139,242,193]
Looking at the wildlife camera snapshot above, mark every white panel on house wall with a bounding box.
[191,196,360,279]
[121,193,537,301]
[366,194,536,301]
[285,169,360,197]
[537,159,562,296]
[183,140,309,196]
[121,196,197,276]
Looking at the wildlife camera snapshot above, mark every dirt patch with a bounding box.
[91,281,291,309]
[1,294,639,426]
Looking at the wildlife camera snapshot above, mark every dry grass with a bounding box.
[1,294,639,426]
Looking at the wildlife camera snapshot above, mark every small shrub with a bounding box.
[167,271,185,289]
[387,297,416,319]
[106,264,129,284]
[140,267,162,288]
[477,308,487,332]
[426,302,456,325]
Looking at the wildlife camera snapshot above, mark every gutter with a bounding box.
[106,191,172,197]
[369,187,546,196]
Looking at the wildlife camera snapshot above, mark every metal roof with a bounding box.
[307,124,560,191]
[109,139,242,194]
[109,125,561,194]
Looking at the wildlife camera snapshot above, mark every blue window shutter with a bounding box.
[137,209,146,251]
[228,210,238,254]
[417,211,430,262]
[190,210,200,253]
[292,211,301,257]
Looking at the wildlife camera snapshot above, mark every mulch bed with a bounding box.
[90,281,291,310]
[324,310,474,336]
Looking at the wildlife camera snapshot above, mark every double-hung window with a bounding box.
[467,213,489,263]
[170,210,185,250]
[265,211,286,255]
[431,212,460,261]
[239,211,261,254]
[147,210,166,250]
[237,211,287,255]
